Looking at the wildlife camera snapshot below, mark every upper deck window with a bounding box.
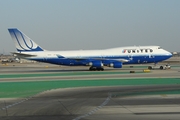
[158,47,162,49]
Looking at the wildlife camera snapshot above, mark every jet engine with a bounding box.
[88,61,103,67]
[108,62,122,68]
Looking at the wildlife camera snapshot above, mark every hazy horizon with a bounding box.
[0,0,180,54]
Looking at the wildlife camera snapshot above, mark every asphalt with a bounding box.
[0,62,180,120]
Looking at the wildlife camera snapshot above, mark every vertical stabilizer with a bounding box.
[8,28,44,52]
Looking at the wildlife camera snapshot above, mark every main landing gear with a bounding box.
[89,66,104,71]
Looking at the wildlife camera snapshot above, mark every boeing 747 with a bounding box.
[8,28,172,71]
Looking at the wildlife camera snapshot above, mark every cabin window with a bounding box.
[128,50,131,53]
[137,50,139,53]
[145,49,148,53]
[140,49,143,53]
[132,50,135,53]
[150,49,153,52]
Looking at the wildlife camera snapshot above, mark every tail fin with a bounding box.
[8,28,44,52]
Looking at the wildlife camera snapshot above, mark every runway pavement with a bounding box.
[1,85,180,120]
[0,62,180,120]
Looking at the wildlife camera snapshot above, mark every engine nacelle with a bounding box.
[88,61,103,67]
[108,62,122,68]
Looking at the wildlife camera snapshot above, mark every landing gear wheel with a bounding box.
[160,66,164,70]
[89,67,104,71]
[148,66,152,70]
[99,68,104,71]
[89,67,96,71]
[96,67,104,71]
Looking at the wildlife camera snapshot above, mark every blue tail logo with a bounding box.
[8,28,44,52]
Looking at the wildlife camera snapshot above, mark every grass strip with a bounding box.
[0,78,180,98]
[0,71,145,78]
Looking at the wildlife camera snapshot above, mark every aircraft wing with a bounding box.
[65,57,129,63]
[112,59,129,63]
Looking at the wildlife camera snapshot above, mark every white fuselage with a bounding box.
[20,46,172,66]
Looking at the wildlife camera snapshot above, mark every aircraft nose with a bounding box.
[167,51,172,58]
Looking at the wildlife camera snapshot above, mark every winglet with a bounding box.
[8,28,44,52]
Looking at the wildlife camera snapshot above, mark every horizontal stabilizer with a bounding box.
[11,52,37,57]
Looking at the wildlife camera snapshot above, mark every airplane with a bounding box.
[8,28,172,71]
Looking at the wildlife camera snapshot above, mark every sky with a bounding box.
[0,0,180,54]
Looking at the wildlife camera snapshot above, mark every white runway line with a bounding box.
[73,93,112,120]
[0,97,32,111]
[0,91,46,111]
